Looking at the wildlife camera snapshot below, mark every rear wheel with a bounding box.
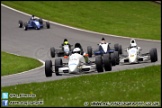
[50,47,55,58]
[103,54,112,71]
[55,58,63,76]
[95,55,103,72]
[114,51,119,65]
[46,22,50,29]
[153,48,158,61]
[87,46,92,57]
[119,45,123,54]
[110,53,116,66]
[19,20,23,28]
[45,60,52,77]
[114,43,119,51]
[150,48,156,62]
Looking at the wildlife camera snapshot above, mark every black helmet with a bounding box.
[64,38,68,42]
[32,15,34,17]
[102,37,105,40]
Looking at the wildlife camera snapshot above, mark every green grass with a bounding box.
[1,51,43,76]
[2,65,161,107]
[2,1,161,40]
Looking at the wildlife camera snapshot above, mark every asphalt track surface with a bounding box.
[1,5,161,87]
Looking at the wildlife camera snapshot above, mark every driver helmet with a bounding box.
[101,37,105,41]
[101,37,106,44]
[130,39,137,47]
[64,41,69,45]
[72,48,81,54]
[64,38,68,42]
[64,39,68,45]
[31,15,35,19]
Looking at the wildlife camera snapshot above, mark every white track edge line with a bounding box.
[1,4,161,42]
[2,52,45,78]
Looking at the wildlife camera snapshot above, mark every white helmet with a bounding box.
[73,48,81,54]
[130,39,137,47]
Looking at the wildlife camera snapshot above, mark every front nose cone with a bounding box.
[69,64,77,72]
[129,54,137,63]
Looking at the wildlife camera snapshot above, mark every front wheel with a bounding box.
[19,20,23,28]
[24,23,28,31]
[45,60,52,77]
[46,22,50,29]
[87,46,92,57]
[50,47,55,58]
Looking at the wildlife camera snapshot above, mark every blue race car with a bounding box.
[87,43,122,66]
[18,18,50,31]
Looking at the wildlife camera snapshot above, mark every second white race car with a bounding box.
[120,39,158,64]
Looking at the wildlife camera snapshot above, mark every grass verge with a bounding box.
[2,1,161,40]
[1,51,43,76]
[1,65,161,107]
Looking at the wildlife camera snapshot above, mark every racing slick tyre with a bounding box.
[50,47,55,58]
[114,43,119,51]
[55,58,63,76]
[103,54,112,71]
[46,22,50,29]
[45,60,52,77]
[110,53,116,66]
[114,51,119,65]
[95,55,104,73]
[87,46,92,57]
[18,20,23,28]
[153,48,158,61]
[38,18,43,25]
[149,48,156,62]
[119,45,123,54]
[24,23,28,31]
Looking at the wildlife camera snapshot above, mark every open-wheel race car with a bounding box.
[50,43,85,58]
[45,50,112,77]
[120,39,158,64]
[86,42,122,66]
[18,17,50,30]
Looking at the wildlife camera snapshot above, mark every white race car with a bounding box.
[45,50,112,77]
[120,39,158,64]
